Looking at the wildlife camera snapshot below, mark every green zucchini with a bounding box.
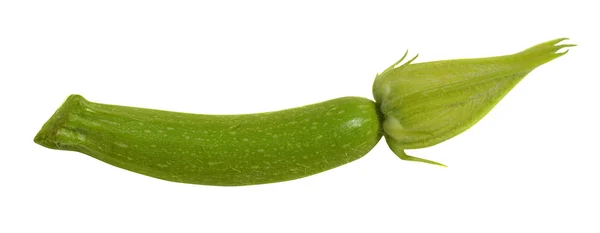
[34,38,574,185]
[34,95,382,186]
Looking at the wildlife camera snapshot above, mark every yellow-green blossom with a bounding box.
[373,38,575,166]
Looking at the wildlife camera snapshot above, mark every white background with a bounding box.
[1,1,599,232]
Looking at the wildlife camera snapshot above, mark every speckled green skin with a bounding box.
[34,95,382,186]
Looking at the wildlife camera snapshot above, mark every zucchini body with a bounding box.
[34,95,382,186]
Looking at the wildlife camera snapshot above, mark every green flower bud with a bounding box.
[373,38,575,166]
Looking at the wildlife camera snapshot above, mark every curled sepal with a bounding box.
[385,137,447,167]
[373,38,575,166]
